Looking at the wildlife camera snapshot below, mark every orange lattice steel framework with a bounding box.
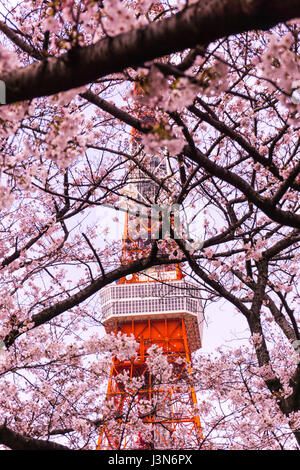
[97,81,203,450]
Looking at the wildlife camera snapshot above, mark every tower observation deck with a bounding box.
[97,84,203,450]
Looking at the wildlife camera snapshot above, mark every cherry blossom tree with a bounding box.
[0,0,299,450]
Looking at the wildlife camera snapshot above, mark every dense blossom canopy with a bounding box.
[0,0,299,450]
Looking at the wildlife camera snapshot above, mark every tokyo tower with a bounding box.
[97,81,203,450]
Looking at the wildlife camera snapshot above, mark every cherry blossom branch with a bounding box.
[0,21,43,60]
[271,160,300,207]
[0,225,50,269]
[189,103,300,192]
[231,264,298,342]
[268,289,300,340]
[81,90,150,133]
[183,146,300,229]
[3,251,177,347]
[0,423,71,450]
[2,0,300,103]
[262,229,300,259]
[82,232,105,278]
[175,239,251,318]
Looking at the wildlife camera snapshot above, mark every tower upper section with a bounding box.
[100,279,203,352]
[100,82,203,353]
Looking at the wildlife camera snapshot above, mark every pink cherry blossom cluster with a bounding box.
[258,32,300,123]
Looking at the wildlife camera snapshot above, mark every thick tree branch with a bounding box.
[2,0,300,104]
[0,423,71,450]
[262,229,300,259]
[4,252,181,347]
